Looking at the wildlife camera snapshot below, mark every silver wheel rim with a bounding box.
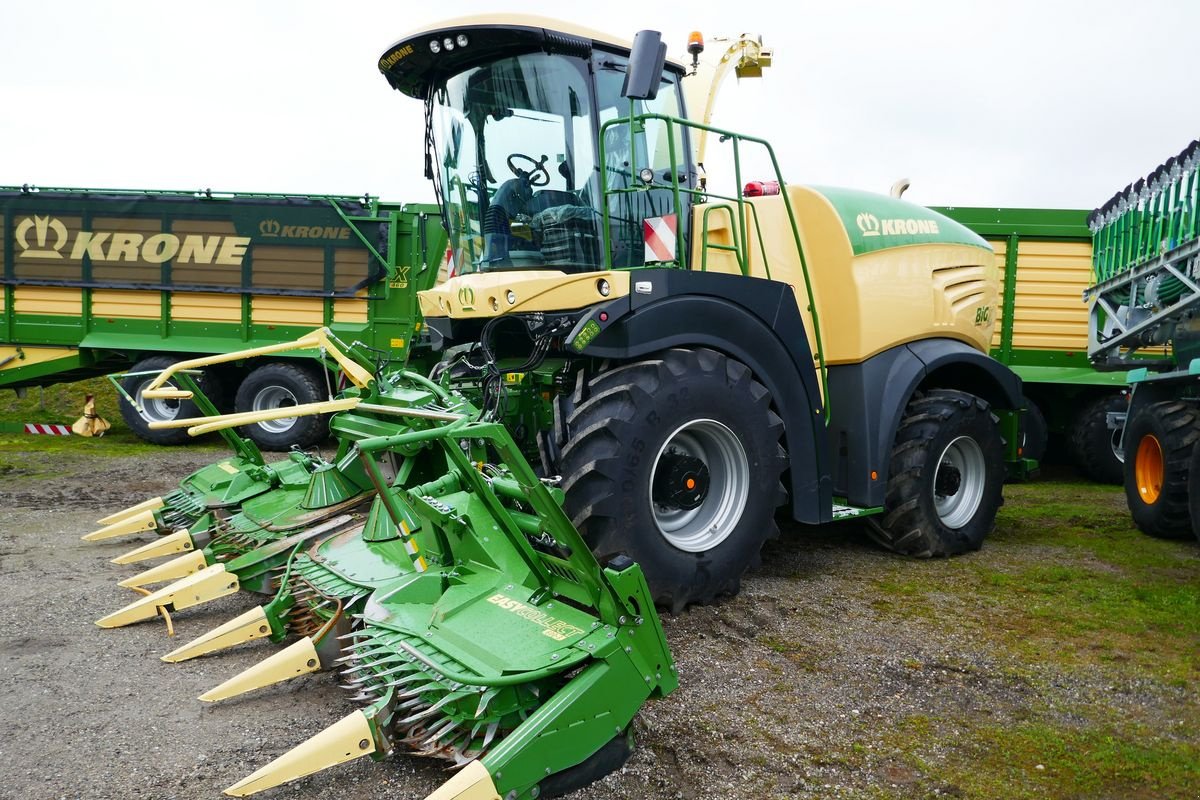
[251,385,299,434]
[649,419,750,552]
[134,379,181,423]
[933,435,986,529]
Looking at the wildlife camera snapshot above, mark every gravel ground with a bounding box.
[1,445,1195,800]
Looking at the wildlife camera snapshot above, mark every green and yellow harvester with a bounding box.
[86,15,1029,800]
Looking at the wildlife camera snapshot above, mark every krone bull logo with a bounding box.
[15,216,69,259]
[856,212,881,238]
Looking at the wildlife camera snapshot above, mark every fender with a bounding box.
[581,270,833,523]
[826,338,1024,509]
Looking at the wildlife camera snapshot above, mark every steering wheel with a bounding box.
[507,153,551,187]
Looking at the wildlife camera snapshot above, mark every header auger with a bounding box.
[90,330,676,799]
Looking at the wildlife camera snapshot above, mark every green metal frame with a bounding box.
[598,109,828,416]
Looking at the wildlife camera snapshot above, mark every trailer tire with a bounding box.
[1185,440,1200,542]
[1019,395,1048,463]
[233,362,328,451]
[1123,401,1199,539]
[1069,393,1127,484]
[557,348,787,613]
[866,389,1004,557]
[119,355,223,446]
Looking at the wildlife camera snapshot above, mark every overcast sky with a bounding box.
[4,1,1198,210]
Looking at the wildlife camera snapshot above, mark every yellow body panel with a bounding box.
[0,344,79,372]
[92,289,160,319]
[692,188,996,365]
[421,189,994,368]
[172,293,242,323]
[988,238,1092,353]
[12,286,82,315]
[332,298,369,324]
[251,296,324,327]
[419,270,630,319]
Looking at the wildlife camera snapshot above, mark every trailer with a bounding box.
[1084,138,1200,538]
[0,187,443,448]
[936,206,1132,481]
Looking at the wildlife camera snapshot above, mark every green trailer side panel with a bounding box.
[0,187,443,390]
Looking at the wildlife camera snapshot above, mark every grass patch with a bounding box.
[0,376,125,426]
[928,719,1199,799]
[0,377,224,461]
[866,478,1200,684]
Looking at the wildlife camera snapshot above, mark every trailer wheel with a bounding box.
[1069,393,1127,484]
[1184,440,1200,542]
[557,348,787,612]
[119,355,222,446]
[866,389,1004,557]
[1019,395,1048,463]
[233,362,327,451]
[1123,401,1199,538]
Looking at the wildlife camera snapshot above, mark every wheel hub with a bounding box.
[252,385,300,434]
[652,450,709,510]
[935,463,962,497]
[932,435,986,529]
[649,419,750,553]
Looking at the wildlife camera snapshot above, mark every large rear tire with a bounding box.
[233,361,328,451]
[867,389,1005,557]
[1069,393,1127,484]
[1123,401,1199,539]
[118,355,222,446]
[557,348,787,612]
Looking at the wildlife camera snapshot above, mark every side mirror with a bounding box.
[622,30,667,101]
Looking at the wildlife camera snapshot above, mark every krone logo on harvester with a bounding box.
[14,215,251,265]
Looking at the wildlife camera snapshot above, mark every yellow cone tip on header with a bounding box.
[111,531,194,565]
[222,709,376,796]
[118,551,208,589]
[95,564,237,628]
[83,508,159,541]
[199,637,320,702]
[162,606,272,663]
[422,760,503,800]
[97,496,164,526]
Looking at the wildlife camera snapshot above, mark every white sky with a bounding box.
[3,0,1198,210]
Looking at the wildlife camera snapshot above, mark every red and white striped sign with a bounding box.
[25,423,71,435]
[643,214,677,263]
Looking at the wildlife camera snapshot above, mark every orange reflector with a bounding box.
[870,471,878,480]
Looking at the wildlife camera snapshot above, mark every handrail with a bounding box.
[598,110,828,418]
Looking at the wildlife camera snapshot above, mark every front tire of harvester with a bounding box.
[1069,393,1127,484]
[867,390,1005,557]
[233,361,328,451]
[557,348,788,613]
[1122,401,1199,539]
[118,355,222,446]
